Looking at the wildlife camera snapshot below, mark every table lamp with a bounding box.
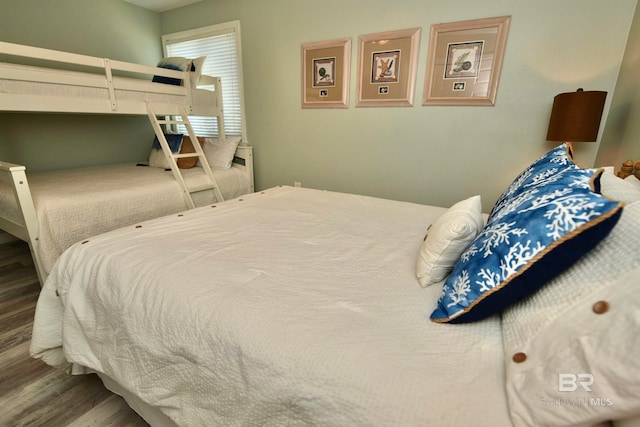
[546,88,607,143]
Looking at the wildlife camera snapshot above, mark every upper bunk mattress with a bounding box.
[0,163,250,274]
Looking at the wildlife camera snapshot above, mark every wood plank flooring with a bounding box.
[0,240,149,426]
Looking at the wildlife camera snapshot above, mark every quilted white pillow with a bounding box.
[625,174,640,191]
[503,200,640,427]
[201,136,242,169]
[599,167,640,202]
[416,195,484,287]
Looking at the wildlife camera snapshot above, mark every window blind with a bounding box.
[163,23,244,138]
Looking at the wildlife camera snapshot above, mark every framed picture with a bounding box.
[422,16,511,106]
[356,28,421,107]
[301,38,351,109]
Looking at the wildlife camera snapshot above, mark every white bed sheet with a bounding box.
[31,186,513,427]
[0,163,250,274]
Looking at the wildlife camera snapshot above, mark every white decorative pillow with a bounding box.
[625,174,640,192]
[599,167,640,202]
[416,195,484,287]
[502,200,640,427]
[201,136,242,169]
[190,56,206,87]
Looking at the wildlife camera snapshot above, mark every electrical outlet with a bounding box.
[294,181,302,188]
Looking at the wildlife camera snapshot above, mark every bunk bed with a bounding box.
[30,144,640,426]
[0,41,254,284]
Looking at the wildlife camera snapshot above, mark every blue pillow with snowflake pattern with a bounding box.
[431,143,624,323]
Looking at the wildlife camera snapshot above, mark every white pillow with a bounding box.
[502,200,640,427]
[599,166,640,202]
[415,195,484,287]
[190,56,206,87]
[625,174,640,191]
[201,136,242,169]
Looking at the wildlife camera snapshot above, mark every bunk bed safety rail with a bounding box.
[198,75,223,121]
[233,146,254,192]
[103,58,116,110]
[0,161,46,284]
[0,41,191,89]
[0,40,195,115]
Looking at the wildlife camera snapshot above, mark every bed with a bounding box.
[616,159,640,180]
[0,41,254,284]
[0,148,253,279]
[29,143,640,426]
[0,41,222,116]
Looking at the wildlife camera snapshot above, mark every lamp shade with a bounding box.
[546,89,607,142]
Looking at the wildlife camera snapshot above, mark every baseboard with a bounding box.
[0,231,18,244]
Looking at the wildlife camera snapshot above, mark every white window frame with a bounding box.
[161,20,248,142]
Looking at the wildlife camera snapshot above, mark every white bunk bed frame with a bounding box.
[0,41,254,285]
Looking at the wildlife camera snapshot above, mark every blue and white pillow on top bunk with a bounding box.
[430,143,624,324]
[152,56,206,87]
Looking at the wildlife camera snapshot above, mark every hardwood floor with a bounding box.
[0,240,149,426]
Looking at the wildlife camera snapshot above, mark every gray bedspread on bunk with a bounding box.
[0,163,250,274]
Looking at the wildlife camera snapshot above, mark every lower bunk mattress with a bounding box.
[0,162,250,274]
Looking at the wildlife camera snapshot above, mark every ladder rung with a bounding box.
[188,184,217,193]
[147,103,224,206]
[173,153,205,159]
[157,119,186,125]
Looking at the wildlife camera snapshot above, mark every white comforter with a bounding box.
[31,186,512,426]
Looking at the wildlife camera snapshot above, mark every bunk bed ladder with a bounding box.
[146,104,224,209]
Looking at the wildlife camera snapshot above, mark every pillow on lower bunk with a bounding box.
[416,195,484,287]
[199,136,242,169]
[148,134,184,169]
[177,136,205,169]
[503,199,640,427]
[430,143,624,324]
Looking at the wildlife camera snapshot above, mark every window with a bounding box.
[162,21,246,139]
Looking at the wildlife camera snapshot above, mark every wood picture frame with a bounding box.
[422,16,511,106]
[301,38,351,109]
[356,28,421,107]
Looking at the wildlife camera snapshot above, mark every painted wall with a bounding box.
[162,0,637,211]
[0,0,163,171]
[0,0,636,210]
[596,3,640,168]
